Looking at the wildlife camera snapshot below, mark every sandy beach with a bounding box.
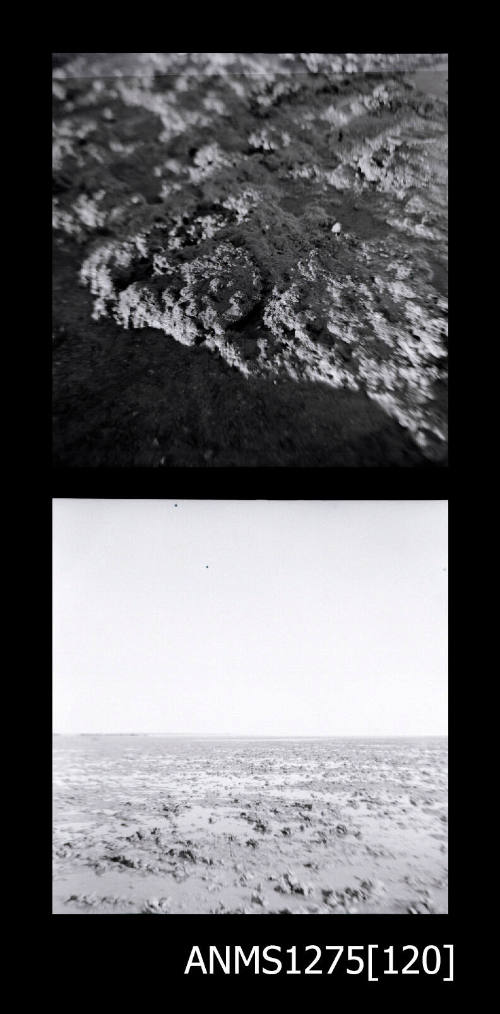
[53,735,447,914]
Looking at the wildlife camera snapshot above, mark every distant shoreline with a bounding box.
[53,732,448,740]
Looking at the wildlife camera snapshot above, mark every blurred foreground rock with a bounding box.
[53,53,447,465]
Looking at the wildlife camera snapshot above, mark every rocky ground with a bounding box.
[53,735,448,914]
[52,53,447,467]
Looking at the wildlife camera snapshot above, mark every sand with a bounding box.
[53,735,448,914]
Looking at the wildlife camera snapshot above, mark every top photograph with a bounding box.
[52,52,448,468]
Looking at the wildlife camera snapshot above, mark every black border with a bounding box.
[52,469,449,498]
[48,37,454,996]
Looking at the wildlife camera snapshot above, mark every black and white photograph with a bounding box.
[52,53,448,468]
[52,499,448,916]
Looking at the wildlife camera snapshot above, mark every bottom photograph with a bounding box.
[52,498,448,916]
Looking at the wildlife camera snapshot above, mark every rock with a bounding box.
[284,872,306,895]
[178,849,196,862]
[109,854,136,868]
[142,896,171,914]
[53,53,448,467]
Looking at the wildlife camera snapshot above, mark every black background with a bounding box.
[45,22,458,1001]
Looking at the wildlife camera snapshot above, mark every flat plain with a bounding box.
[53,735,448,914]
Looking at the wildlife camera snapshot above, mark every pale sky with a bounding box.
[52,499,448,736]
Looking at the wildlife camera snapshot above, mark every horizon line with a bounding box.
[53,731,448,738]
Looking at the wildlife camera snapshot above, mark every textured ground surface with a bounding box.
[53,735,448,914]
[53,53,448,467]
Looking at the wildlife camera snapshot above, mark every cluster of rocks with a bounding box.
[53,52,448,462]
[53,736,448,913]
